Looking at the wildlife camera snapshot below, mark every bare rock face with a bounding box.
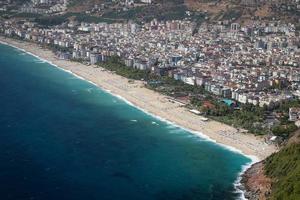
[240,162,272,200]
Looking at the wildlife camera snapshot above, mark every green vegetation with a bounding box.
[98,57,265,135]
[208,99,300,136]
[275,99,300,113]
[35,15,67,26]
[56,12,119,24]
[102,4,188,23]
[97,56,205,96]
[65,0,192,23]
[46,44,71,53]
[272,123,298,138]
[0,11,40,19]
[189,94,270,135]
[206,103,266,135]
[70,58,85,63]
[296,23,300,32]
[272,99,300,138]
[67,0,83,8]
[264,143,300,200]
[102,7,144,20]
[96,56,299,136]
[2,0,205,25]
[12,12,42,18]
[148,77,205,97]
[67,13,119,23]
[97,56,155,80]
[0,11,13,18]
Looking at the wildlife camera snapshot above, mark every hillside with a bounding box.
[242,131,300,200]
[264,144,300,200]
[184,0,300,25]
[66,0,194,23]
[65,0,300,25]
[264,132,300,200]
[3,0,299,26]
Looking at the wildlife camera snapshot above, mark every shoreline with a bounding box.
[0,37,276,156]
[0,37,276,198]
[239,161,272,200]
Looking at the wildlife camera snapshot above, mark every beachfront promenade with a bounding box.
[0,36,277,160]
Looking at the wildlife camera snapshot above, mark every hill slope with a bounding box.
[242,131,300,200]
[264,134,300,200]
[65,0,299,25]
[185,0,300,24]
[66,0,192,23]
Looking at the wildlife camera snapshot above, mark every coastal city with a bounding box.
[0,1,300,199]
[2,7,300,138]
[2,18,300,107]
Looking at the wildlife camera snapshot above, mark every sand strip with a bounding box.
[0,36,277,160]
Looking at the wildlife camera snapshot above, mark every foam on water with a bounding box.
[168,128,184,134]
[234,156,259,200]
[67,77,77,80]
[151,121,159,125]
[1,41,256,199]
[34,59,46,63]
[85,88,94,93]
[47,62,258,199]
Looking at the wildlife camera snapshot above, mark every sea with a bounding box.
[0,43,252,200]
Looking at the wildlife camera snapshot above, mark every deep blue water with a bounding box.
[0,44,251,200]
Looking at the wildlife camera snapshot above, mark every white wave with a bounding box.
[91,69,260,200]
[67,77,77,80]
[151,121,159,125]
[1,41,259,199]
[166,124,177,129]
[0,41,9,46]
[102,85,257,161]
[130,119,137,122]
[169,128,183,134]
[1,42,260,159]
[87,80,98,87]
[0,42,55,67]
[68,71,84,80]
[85,88,93,93]
[0,41,100,88]
[108,93,134,107]
[233,156,259,200]
[34,60,46,63]
[186,134,198,138]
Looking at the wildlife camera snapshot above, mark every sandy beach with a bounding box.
[0,36,277,160]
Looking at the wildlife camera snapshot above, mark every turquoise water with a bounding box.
[0,43,251,200]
